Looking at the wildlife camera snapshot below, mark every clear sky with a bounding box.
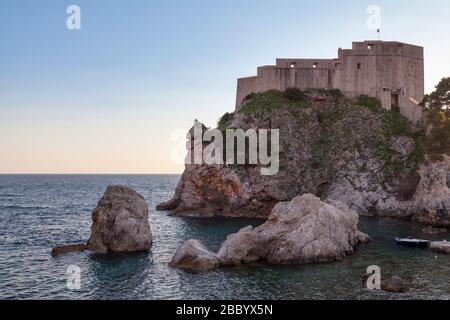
[1,0,450,174]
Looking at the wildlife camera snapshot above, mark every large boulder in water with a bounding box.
[217,194,369,265]
[86,185,152,253]
[168,194,369,268]
[169,240,220,272]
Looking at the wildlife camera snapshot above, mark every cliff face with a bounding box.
[158,90,450,226]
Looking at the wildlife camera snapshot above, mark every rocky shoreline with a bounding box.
[157,91,450,228]
[50,181,449,295]
[52,91,450,285]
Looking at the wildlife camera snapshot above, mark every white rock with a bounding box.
[430,241,450,254]
[217,194,369,265]
[87,185,152,253]
[169,240,220,272]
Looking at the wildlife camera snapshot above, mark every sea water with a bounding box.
[1,174,450,300]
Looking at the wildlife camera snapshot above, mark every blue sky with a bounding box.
[1,0,450,173]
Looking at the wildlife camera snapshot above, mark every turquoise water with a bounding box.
[1,174,450,300]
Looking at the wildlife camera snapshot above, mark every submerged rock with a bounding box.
[381,276,408,293]
[169,194,369,269]
[87,185,152,253]
[430,241,450,254]
[169,240,220,272]
[51,244,86,257]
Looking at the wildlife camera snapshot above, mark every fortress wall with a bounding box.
[276,58,336,69]
[373,44,424,119]
[257,65,334,91]
[290,68,332,90]
[235,41,424,122]
[400,52,424,123]
[236,66,335,108]
[340,53,378,98]
[235,76,258,108]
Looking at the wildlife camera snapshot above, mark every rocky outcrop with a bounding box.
[422,226,448,235]
[158,91,416,218]
[409,156,450,227]
[217,194,369,265]
[430,241,450,254]
[156,165,260,217]
[169,194,369,269]
[51,244,86,257]
[169,240,220,272]
[381,276,409,293]
[87,185,152,253]
[52,185,152,256]
[158,90,450,227]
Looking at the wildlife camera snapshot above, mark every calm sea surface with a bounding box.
[1,174,450,300]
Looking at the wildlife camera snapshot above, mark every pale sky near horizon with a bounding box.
[1,0,450,174]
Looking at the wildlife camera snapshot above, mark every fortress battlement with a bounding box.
[236,41,424,122]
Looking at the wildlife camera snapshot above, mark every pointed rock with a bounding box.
[87,185,152,253]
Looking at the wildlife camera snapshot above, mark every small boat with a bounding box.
[395,237,430,248]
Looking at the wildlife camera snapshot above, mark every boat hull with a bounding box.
[395,238,429,248]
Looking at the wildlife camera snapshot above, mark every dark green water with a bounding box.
[1,174,450,299]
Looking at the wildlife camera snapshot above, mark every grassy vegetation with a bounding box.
[382,110,414,137]
[283,87,307,101]
[238,87,450,175]
[243,93,256,102]
[239,89,311,114]
[311,126,334,174]
[381,106,450,165]
[410,133,426,164]
[304,88,344,98]
[377,109,424,175]
[357,95,382,113]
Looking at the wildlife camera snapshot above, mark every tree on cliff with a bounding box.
[422,77,450,159]
[422,77,450,115]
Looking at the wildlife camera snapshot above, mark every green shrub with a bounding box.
[383,111,413,137]
[328,89,345,98]
[357,95,382,112]
[408,132,426,165]
[424,115,450,158]
[243,93,256,102]
[239,90,310,114]
[283,87,307,102]
[217,112,234,131]
[420,77,450,160]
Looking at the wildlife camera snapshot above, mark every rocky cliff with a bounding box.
[158,89,450,227]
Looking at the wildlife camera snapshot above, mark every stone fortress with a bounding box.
[235,41,424,123]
